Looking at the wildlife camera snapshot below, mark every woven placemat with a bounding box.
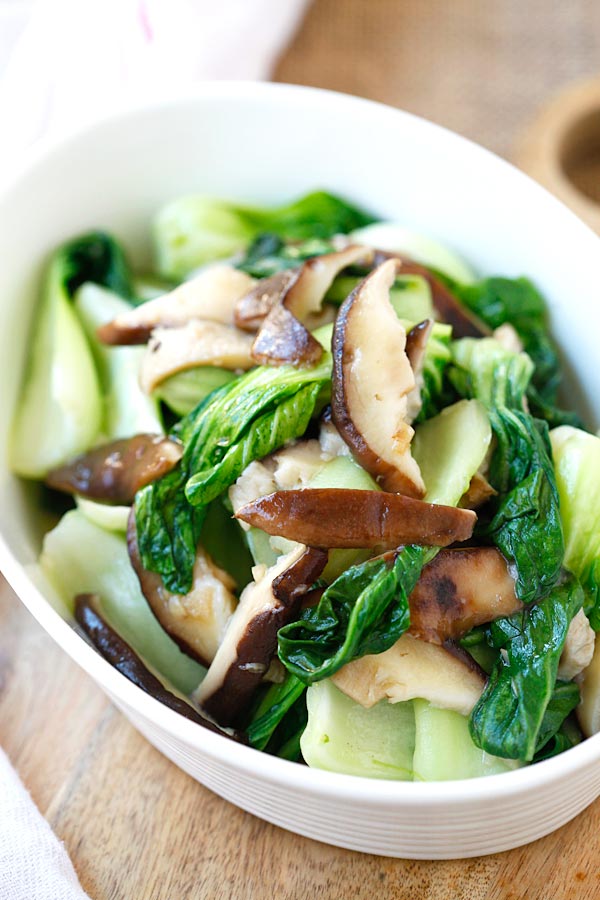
[276,0,600,160]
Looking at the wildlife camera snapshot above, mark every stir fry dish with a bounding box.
[11,190,600,781]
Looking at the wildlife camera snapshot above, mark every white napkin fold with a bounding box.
[0,0,309,167]
[0,748,89,899]
[0,0,309,893]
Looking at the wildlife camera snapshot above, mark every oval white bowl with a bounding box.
[0,83,599,860]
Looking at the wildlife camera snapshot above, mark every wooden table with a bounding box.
[3,1,600,897]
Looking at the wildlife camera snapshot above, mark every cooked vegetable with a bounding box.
[332,633,486,715]
[154,191,375,279]
[139,321,255,394]
[251,303,324,367]
[136,343,331,594]
[74,593,242,740]
[249,246,371,367]
[550,426,600,626]
[278,396,493,684]
[127,510,237,667]
[40,510,204,693]
[469,574,584,761]
[332,259,425,497]
[75,283,163,439]
[451,338,564,605]
[349,222,476,283]
[14,192,596,782]
[578,637,600,736]
[301,679,416,779]
[412,701,519,780]
[236,488,476,549]
[153,367,236,417]
[98,264,255,344]
[407,547,521,644]
[195,546,327,725]
[46,434,182,504]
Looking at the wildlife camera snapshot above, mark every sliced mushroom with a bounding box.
[558,609,595,681]
[331,258,426,497]
[229,460,278,530]
[46,434,182,504]
[373,251,490,339]
[272,439,328,489]
[235,246,371,331]
[331,632,486,716]
[236,488,476,549]
[127,511,237,667]
[577,632,600,737]
[194,546,328,725]
[459,471,497,510]
[405,318,434,423]
[251,302,324,367]
[74,593,244,741]
[139,320,255,394]
[407,547,521,644]
[282,245,372,320]
[234,270,297,331]
[243,246,372,367]
[98,264,256,345]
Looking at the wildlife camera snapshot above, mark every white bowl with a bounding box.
[1,83,599,861]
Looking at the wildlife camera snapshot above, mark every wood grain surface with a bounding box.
[3,1,600,898]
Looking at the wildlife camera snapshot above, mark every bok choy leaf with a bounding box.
[450,276,584,428]
[10,232,134,476]
[135,350,331,594]
[469,575,583,761]
[154,190,376,279]
[451,338,564,604]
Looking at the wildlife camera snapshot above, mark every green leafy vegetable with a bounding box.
[136,351,331,593]
[154,366,237,417]
[75,283,163,439]
[451,338,564,604]
[248,673,306,751]
[550,426,600,626]
[40,510,205,693]
[154,190,376,278]
[533,681,581,757]
[55,230,135,301]
[279,398,492,684]
[450,275,584,427]
[278,547,424,684]
[238,233,335,278]
[469,575,583,761]
[200,498,254,591]
[10,232,133,477]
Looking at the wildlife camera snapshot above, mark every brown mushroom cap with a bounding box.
[235,488,476,549]
[331,259,426,497]
[194,546,328,726]
[407,546,522,644]
[239,246,372,367]
[234,270,298,332]
[250,302,324,367]
[98,264,256,345]
[45,434,183,504]
[74,593,245,742]
[127,510,237,668]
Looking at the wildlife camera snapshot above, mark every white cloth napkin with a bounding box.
[0,1,309,894]
[0,748,89,899]
[0,0,309,168]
